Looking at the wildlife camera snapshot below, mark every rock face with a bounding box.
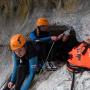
[1,0,90,89]
[36,65,90,90]
[0,0,90,44]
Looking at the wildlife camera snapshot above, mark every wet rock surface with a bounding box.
[0,0,90,90]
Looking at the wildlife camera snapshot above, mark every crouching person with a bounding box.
[29,17,58,70]
[3,34,40,90]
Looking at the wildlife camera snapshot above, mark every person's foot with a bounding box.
[46,61,52,69]
[49,61,57,69]
[46,61,57,71]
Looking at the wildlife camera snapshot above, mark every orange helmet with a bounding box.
[36,17,49,27]
[10,34,26,51]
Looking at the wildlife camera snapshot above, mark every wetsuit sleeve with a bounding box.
[21,56,38,90]
[29,32,37,40]
[10,53,19,84]
[29,31,51,42]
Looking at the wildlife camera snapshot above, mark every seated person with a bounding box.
[3,34,41,90]
[29,17,58,70]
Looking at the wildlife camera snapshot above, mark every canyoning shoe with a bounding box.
[46,61,57,71]
[49,61,57,69]
[46,61,52,69]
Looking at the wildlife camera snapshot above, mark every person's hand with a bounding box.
[51,36,58,42]
[12,84,15,89]
[8,82,13,89]
[57,34,64,40]
[62,35,69,42]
